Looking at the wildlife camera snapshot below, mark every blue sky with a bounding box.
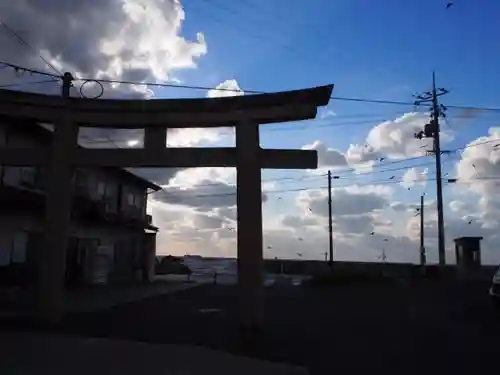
[165,0,500,195]
[165,0,500,151]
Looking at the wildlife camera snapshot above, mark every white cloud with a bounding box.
[167,79,244,147]
[400,167,428,188]
[390,201,407,211]
[0,0,207,97]
[207,79,244,98]
[346,113,453,166]
[456,128,500,196]
[319,109,336,119]
[168,167,235,188]
[302,141,347,169]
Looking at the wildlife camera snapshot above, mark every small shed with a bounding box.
[454,237,483,272]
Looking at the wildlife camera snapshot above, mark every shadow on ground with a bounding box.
[3,280,500,375]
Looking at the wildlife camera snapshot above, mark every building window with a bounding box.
[11,231,28,264]
[134,194,143,209]
[97,181,106,197]
[0,241,10,266]
[19,167,36,187]
[0,126,5,146]
[127,192,134,206]
[74,170,89,193]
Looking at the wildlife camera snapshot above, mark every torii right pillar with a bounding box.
[236,121,264,334]
[233,87,334,333]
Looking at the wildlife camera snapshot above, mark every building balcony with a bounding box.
[0,184,156,231]
[72,193,157,231]
[0,184,45,214]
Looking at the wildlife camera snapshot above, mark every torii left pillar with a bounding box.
[39,73,77,322]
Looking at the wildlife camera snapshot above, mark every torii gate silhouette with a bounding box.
[0,78,333,331]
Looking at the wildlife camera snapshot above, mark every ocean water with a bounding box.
[181,256,310,286]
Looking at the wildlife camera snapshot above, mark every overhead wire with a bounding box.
[1,60,500,113]
[149,137,497,192]
[0,18,62,77]
[160,175,500,200]
[0,78,60,89]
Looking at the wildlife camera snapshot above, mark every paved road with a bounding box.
[4,280,500,374]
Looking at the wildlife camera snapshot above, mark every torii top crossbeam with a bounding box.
[0,85,333,128]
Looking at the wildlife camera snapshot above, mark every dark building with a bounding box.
[454,236,483,275]
[0,118,161,287]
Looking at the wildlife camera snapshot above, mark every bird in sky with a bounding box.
[446,2,453,9]
[468,219,473,224]
[370,231,375,235]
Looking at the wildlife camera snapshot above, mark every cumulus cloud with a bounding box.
[291,185,393,244]
[207,79,244,98]
[296,186,389,218]
[302,141,347,169]
[281,215,319,228]
[390,201,407,211]
[154,166,270,210]
[0,0,207,97]
[346,113,453,166]
[167,79,244,147]
[400,167,428,188]
[456,128,500,195]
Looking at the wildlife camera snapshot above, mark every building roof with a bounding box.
[3,117,161,191]
[454,237,484,242]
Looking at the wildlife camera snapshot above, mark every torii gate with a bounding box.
[0,76,333,330]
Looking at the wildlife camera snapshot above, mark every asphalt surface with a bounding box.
[4,280,500,375]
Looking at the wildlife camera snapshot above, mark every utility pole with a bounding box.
[327,170,334,270]
[62,72,73,98]
[414,72,449,266]
[418,194,426,266]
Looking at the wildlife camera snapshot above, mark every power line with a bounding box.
[150,135,500,193]
[1,60,500,113]
[0,78,59,89]
[80,134,498,194]
[72,76,500,112]
[160,174,492,200]
[0,60,60,79]
[147,137,494,191]
[0,18,62,76]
